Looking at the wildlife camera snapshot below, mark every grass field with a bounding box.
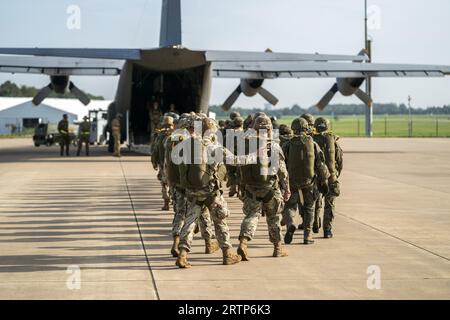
[275,115,450,137]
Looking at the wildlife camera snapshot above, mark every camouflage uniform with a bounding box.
[77,118,91,156]
[225,117,244,198]
[58,117,70,156]
[237,115,290,259]
[176,120,241,268]
[282,118,327,244]
[313,117,342,238]
[149,104,162,145]
[151,118,173,210]
[111,116,121,157]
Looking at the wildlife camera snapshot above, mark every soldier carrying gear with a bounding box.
[282,117,329,245]
[149,101,162,145]
[111,114,122,157]
[226,116,244,198]
[151,116,175,211]
[77,116,91,156]
[58,114,70,157]
[176,126,241,268]
[165,115,219,258]
[313,117,342,239]
[236,115,290,260]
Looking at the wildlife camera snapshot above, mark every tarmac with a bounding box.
[0,138,449,300]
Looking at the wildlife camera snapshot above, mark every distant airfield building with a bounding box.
[0,97,111,135]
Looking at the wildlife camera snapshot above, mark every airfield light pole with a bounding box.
[364,0,373,137]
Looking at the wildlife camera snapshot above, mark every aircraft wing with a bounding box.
[206,51,450,79]
[0,55,124,76]
[0,48,142,60]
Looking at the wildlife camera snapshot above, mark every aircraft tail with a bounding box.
[159,0,182,47]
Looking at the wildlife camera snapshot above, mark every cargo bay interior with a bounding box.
[129,65,205,145]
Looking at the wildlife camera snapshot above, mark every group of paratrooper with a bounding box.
[151,110,343,269]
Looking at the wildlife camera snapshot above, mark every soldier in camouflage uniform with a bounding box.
[165,114,219,257]
[226,116,244,198]
[282,118,329,245]
[77,116,91,156]
[237,115,291,260]
[313,117,342,238]
[299,113,316,230]
[58,114,70,157]
[176,117,241,268]
[149,101,163,145]
[111,114,122,157]
[151,116,174,211]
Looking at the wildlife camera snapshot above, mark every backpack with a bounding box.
[314,132,337,178]
[287,134,315,188]
[165,136,181,186]
[179,136,213,190]
[335,139,344,177]
[240,138,276,187]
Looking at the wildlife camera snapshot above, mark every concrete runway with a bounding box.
[0,138,449,300]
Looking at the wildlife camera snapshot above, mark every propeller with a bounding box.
[32,77,91,106]
[315,49,373,110]
[221,80,279,111]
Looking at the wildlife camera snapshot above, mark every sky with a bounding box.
[0,0,449,109]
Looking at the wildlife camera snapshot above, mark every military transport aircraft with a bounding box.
[1,0,450,145]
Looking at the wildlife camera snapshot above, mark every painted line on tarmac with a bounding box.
[118,158,161,300]
[338,211,450,262]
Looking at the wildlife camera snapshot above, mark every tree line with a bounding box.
[210,103,450,118]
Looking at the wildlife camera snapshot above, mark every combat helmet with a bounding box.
[230,111,241,120]
[232,116,244,129]
[253,115,272,131]
[291,117,309,134]
[314,117,330,133]
[300,113,315,128]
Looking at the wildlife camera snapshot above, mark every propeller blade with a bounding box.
[355,88,373,107]
[316,83,339,111]
[69,82,91,106]
[258,86,279,106]
[221,86,242,111]
[32,84,53,106]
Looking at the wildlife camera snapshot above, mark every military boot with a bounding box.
[222,247,242,265]
[176,249,191,268]
[313,217,322,234]
[237,237,250,261]
[205,239,220,254]
[304,232,315,245]
[273,242,288,258]
[171,236,180,257]
[284,225,296,244]
[324,230,333,239]
[162,200,170,211]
